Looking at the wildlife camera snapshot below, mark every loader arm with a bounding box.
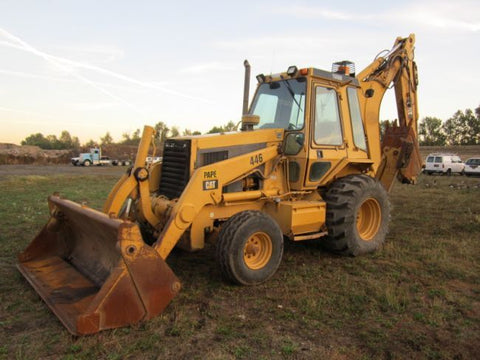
[103,125,161,228]
[357,34,422,190]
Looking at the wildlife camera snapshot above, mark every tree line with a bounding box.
[418,105,480,146]
[20,120,238,150]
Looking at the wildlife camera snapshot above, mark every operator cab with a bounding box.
[248,64,369,190]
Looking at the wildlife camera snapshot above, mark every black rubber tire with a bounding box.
[322,175,390,256]
[83,160,91,167]
[216,210,283,285]
[445,169,452,176]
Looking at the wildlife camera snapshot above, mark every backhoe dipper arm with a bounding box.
[357,34,422,189]
[153,144,281,259]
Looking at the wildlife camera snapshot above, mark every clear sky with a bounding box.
[0,0,479,144]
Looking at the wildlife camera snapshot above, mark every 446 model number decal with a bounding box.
[249,153,263,166]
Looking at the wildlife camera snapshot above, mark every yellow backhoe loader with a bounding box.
[18,34,422,335]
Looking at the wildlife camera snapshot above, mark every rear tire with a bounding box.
[323,175,390,256]
[216,211,283,285]
[445,169,452,176]
[83,160,91,167]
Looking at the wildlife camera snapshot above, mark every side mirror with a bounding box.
[284,132,304,155]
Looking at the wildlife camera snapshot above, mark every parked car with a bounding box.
[463,157,480,176]
[424,153,464,175]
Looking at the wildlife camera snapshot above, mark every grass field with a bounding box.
[0,169,479,359]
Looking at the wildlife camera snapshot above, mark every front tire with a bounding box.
[216,211,283,285]
[83,160,91,167]
[323,175,390,256]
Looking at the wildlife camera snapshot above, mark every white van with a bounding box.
[464,157,480,176]
[424,153,464,175]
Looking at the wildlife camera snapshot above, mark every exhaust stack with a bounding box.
[242,59,250,116]
[241,60,259,131]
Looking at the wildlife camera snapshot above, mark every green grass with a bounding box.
[0,172,479,359]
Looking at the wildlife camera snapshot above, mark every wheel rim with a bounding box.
[243,232,272,270]
[356,198,382,241]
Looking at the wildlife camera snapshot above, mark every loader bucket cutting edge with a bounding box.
[17,195,180,335]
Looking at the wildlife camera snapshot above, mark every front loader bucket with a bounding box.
[17,195,180,335]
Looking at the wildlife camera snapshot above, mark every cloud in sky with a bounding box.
[275,6,356,21]
[0,69,169,95]
[0,28,211,102]
[49,44,125,64]
[215,35,335,51]
[275,2,479,32]
[0,28,147,115]
[402,3,480,32]
[0,106,57,121]
[69,101,119,112]
[180,62,235,74]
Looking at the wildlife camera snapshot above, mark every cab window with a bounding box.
[314,86,342,145]
[347,87,367,151]
[251,78,306,130]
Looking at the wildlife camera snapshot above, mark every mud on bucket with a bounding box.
[17,195,180,335]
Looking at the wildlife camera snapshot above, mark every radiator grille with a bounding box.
[158,139,191,199]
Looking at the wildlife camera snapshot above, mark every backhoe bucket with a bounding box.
[17,195,180,335]
[382,124,423,183]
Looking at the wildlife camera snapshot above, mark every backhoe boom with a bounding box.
[357,34,422,189]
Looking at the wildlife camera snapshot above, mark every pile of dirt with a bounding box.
[100,144,139,161]
[0,143,74,165]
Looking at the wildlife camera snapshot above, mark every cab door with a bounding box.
[304,84,347,188]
